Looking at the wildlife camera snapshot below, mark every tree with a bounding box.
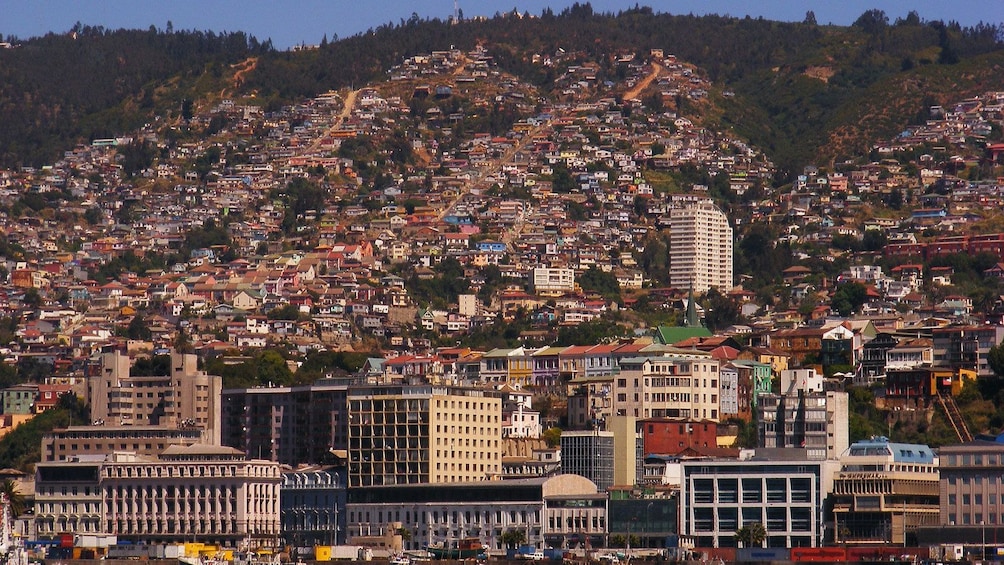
[988,341,1004,378]
[500,528,526,549]
[0,479,25,519]
[541,427,561,448]
[735,522,767,548]
[127,314,152,340]
[831,282,868,317]
[578,267,620,300]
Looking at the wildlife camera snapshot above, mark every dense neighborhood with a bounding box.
[1,31,1004,565]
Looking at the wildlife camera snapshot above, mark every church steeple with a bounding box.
[685,284,701,328]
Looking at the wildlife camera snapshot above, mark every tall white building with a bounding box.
[669,202,733,293]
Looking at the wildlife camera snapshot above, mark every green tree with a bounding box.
[500,528,527,549]
[127,314,152,340]
[541,427,561,448]
[578,267,620,299]
[831,282,868,317]
[988,341,1004,378]
[735,522,767,548]
[0,479,26,519]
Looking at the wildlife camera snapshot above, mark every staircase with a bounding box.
[938,393,973,443]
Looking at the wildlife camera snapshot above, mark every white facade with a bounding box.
[669,202,733,293]
[34,445,281,546]
[532,267,575,294]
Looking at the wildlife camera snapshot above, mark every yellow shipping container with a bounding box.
[315,546,332,562]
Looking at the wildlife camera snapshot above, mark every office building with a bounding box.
[347,385,502,487]
[680,454,837,548]
[281,465,347,548]
[87,350,222,445]
[345,475,606,553]
[221,377,351,465]
[42,425,206,462]
[669,201,733,293]
[831,437,939,546]
[34,444,281,546]
[561,416,640,491]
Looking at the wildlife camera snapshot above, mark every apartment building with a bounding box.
[669,201,733,293]
[531,267,575,295]
[758,369,849,461]
[347,385,502,487]
[34,444,281,546]
[614,353,722,421]
[87,350,222,445]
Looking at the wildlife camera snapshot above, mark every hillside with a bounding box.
[1,6,1002,175]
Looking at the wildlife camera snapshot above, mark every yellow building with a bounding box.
[347,385,502,487]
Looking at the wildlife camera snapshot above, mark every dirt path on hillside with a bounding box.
[623,61,662,100]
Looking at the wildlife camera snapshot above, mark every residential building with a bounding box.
[561,416,639,490]
[640,418,718,455]
[614,353,721,421]
[531,267,575,294]
[932,325,1004,378]
[831,437,939,546]
[758,369,849,461]
[669,201,733,293]
[347,384,502,487]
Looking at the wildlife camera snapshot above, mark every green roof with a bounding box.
[654,326,712,345]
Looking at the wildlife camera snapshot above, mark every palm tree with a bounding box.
[735,522,767,548]
[1,479,25,520]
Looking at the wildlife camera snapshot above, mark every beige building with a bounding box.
[34,444,281,546]
[42,425,207,462]
[831,437,939,546]
[614,353,722,421]
[669,201,733,293]
[347,385,502,487]
[87,350,222,444]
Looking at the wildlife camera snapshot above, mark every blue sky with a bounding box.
[2,1,1001,50]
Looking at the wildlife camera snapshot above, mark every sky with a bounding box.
[2,1,1001,50]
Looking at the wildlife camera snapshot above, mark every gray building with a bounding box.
[561,431,614,491]
[281,465,347,549]
[758,369,849,461]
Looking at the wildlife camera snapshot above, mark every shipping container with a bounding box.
[791,547,847,562]
[736,547,790,561]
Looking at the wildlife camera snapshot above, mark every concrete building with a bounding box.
[669,201,733,293]
[561,416,639,491]
[680,453,838,548]
[280,465,347,549]
[614,353,721,421]
[347,385,502,487]
[87,350,222,445]
[531,267,575,295]
[42,425,206,462]
[831,437,939,546]
[345,475,606,554]
[758,369,849,461]
[34,444,281,546]
[221,377,351,466]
